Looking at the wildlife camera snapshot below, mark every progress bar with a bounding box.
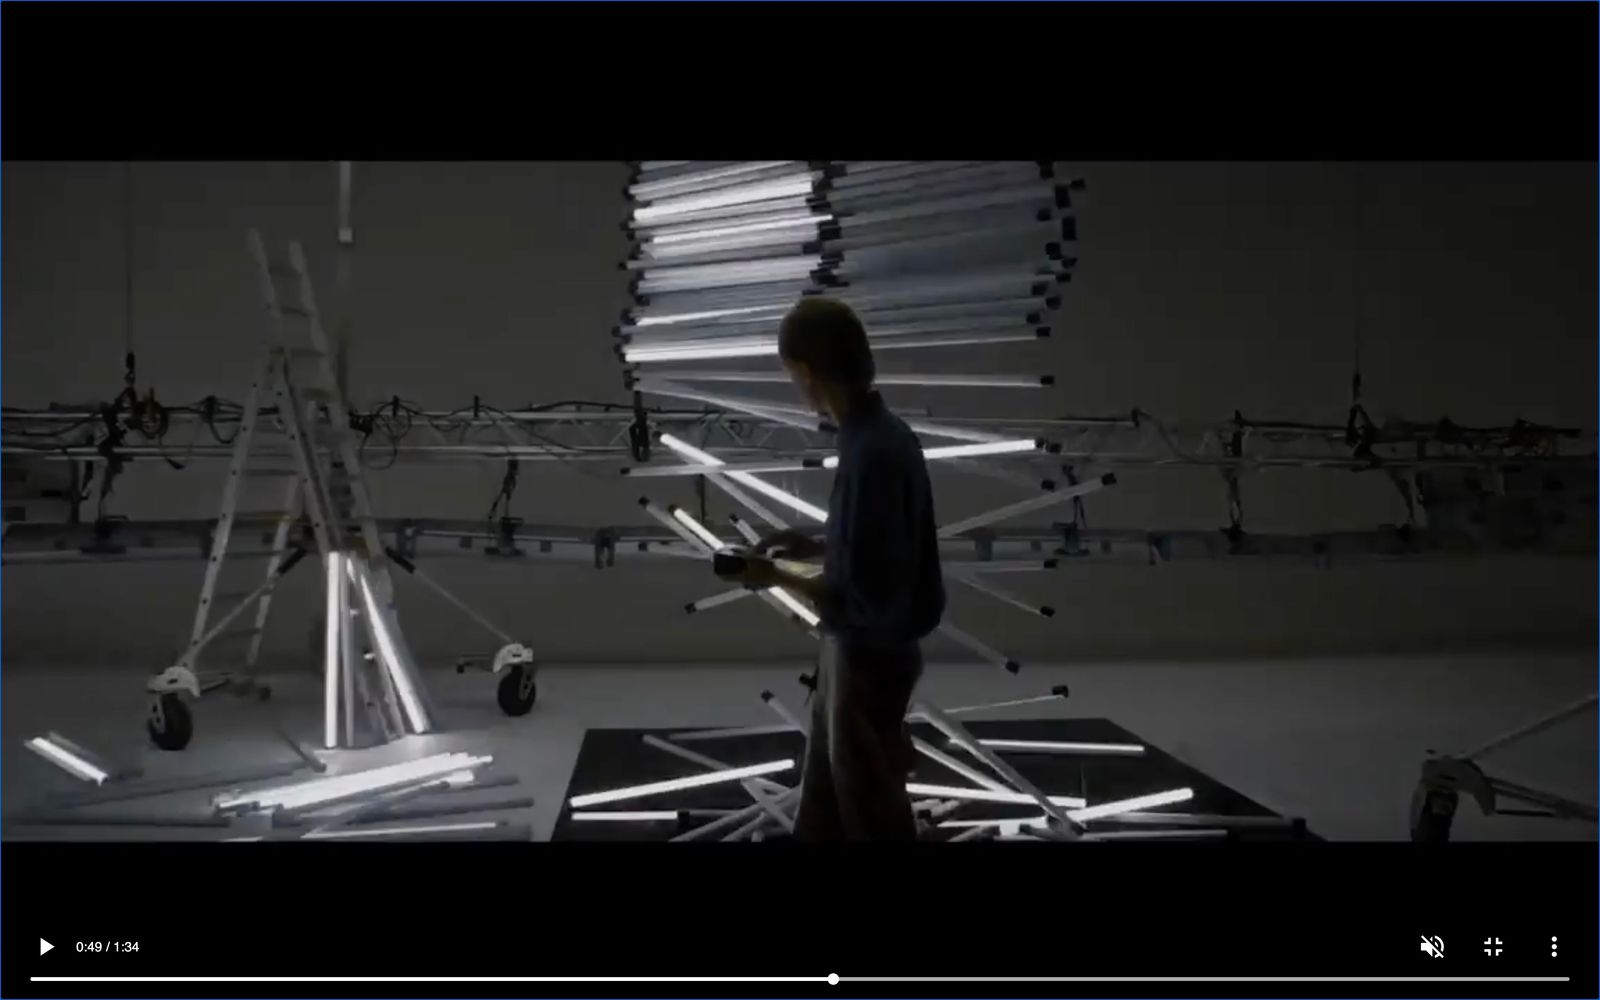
[30,976,1575,984]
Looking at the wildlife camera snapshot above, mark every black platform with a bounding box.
[554,716,1313,842]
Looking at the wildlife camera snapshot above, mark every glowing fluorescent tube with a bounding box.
[570,811,680,822]
[568,758,794,808]
[626,343,780,362]
[624,459,817,478]
[304,820,504,840]
[643,205,818,241]
[939,816,1048,831]
[639,235,819,263]
[705,475,789,531]
[323,552,343,749]
[904,782,1086,808]
[946,691,1070,714]
[640,254,821,281]
[970,739,1146,756]
[662,371,1048,390]
[940,817,1037,837]
[634,196,817,234]
[938,473,1116,539]
[924,439,1042,459]
[657,433,828,523]
[625,329,1047,363]
[649,213,831,246]
[1065,787,1193,822]
[216,752,491,814]
[631,440,1041,477]
[352,564,431,734]
[1080,828,1227,842]
[687,588,754,614]
[730,472,829,522]
[813,438,1041,470]
[768,587,820,627]
[24,736,111,785]
[669,506,726,551]
[911,738,1011,794]
[634,169,816,212]
[630,161,797,200]
[626,313,1030,350]
[634,304,788,327]
[938,791,1195,832]
[635,177,817,223]
[727,513,764,544]
[640,497,717,554]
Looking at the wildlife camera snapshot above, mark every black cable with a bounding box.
[478,402,617,482]
[1350,164,1366,414]
[486,457,520,523]
[200,396,240,445]
[123,163,135,364]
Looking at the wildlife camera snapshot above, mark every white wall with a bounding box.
[2,161,1594,667]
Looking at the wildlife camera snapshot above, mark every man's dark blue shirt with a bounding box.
[819,391,946,649]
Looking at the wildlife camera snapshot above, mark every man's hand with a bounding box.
[714,550,781,589]
[755,529,824,561]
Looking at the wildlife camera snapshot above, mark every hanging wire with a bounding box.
[123,162,135,366]
[1344,164,1380,465]
[1350,163,1364,407]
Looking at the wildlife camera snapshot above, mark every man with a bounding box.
[717,296,945,841]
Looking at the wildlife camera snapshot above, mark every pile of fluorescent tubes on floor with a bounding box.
[563,686,1208,842]
[214,751,491,816]
[12,734,532,841]
[213,749,541,841]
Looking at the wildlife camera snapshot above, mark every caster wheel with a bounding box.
[256,683,273,703]
[1410,785,1457,843]
[496,663,538,717]
[146,693,194,751]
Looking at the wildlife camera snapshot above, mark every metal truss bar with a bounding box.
[8,519,1589,566]
[8,405,1591,472]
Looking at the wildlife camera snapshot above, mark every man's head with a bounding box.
[777,296,875,419]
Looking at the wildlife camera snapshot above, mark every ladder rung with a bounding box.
[214,627,265,642]
[302,387,335,402]
[289,347,327,360]
[268,265,300,279]
[243,469,301,478]
[278,304,311,318]
[213,591,260,602]
[231,511,295,522]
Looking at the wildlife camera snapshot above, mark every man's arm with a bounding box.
[760,560,830,604]
[754,528,825,562]
[767,452,912,633]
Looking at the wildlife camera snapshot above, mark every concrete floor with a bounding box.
[3,650,1595,842]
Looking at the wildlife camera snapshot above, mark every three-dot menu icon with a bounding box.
[1551,936,1558,958]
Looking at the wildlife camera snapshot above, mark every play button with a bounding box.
[39,939,53,956]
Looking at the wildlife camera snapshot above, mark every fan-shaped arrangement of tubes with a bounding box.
[614,161,1110,675]
[615,160,1079,379]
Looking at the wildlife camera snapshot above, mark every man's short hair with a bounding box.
[778,296,876,388]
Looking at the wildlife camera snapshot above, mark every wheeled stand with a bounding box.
[1410,692,1598,842]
